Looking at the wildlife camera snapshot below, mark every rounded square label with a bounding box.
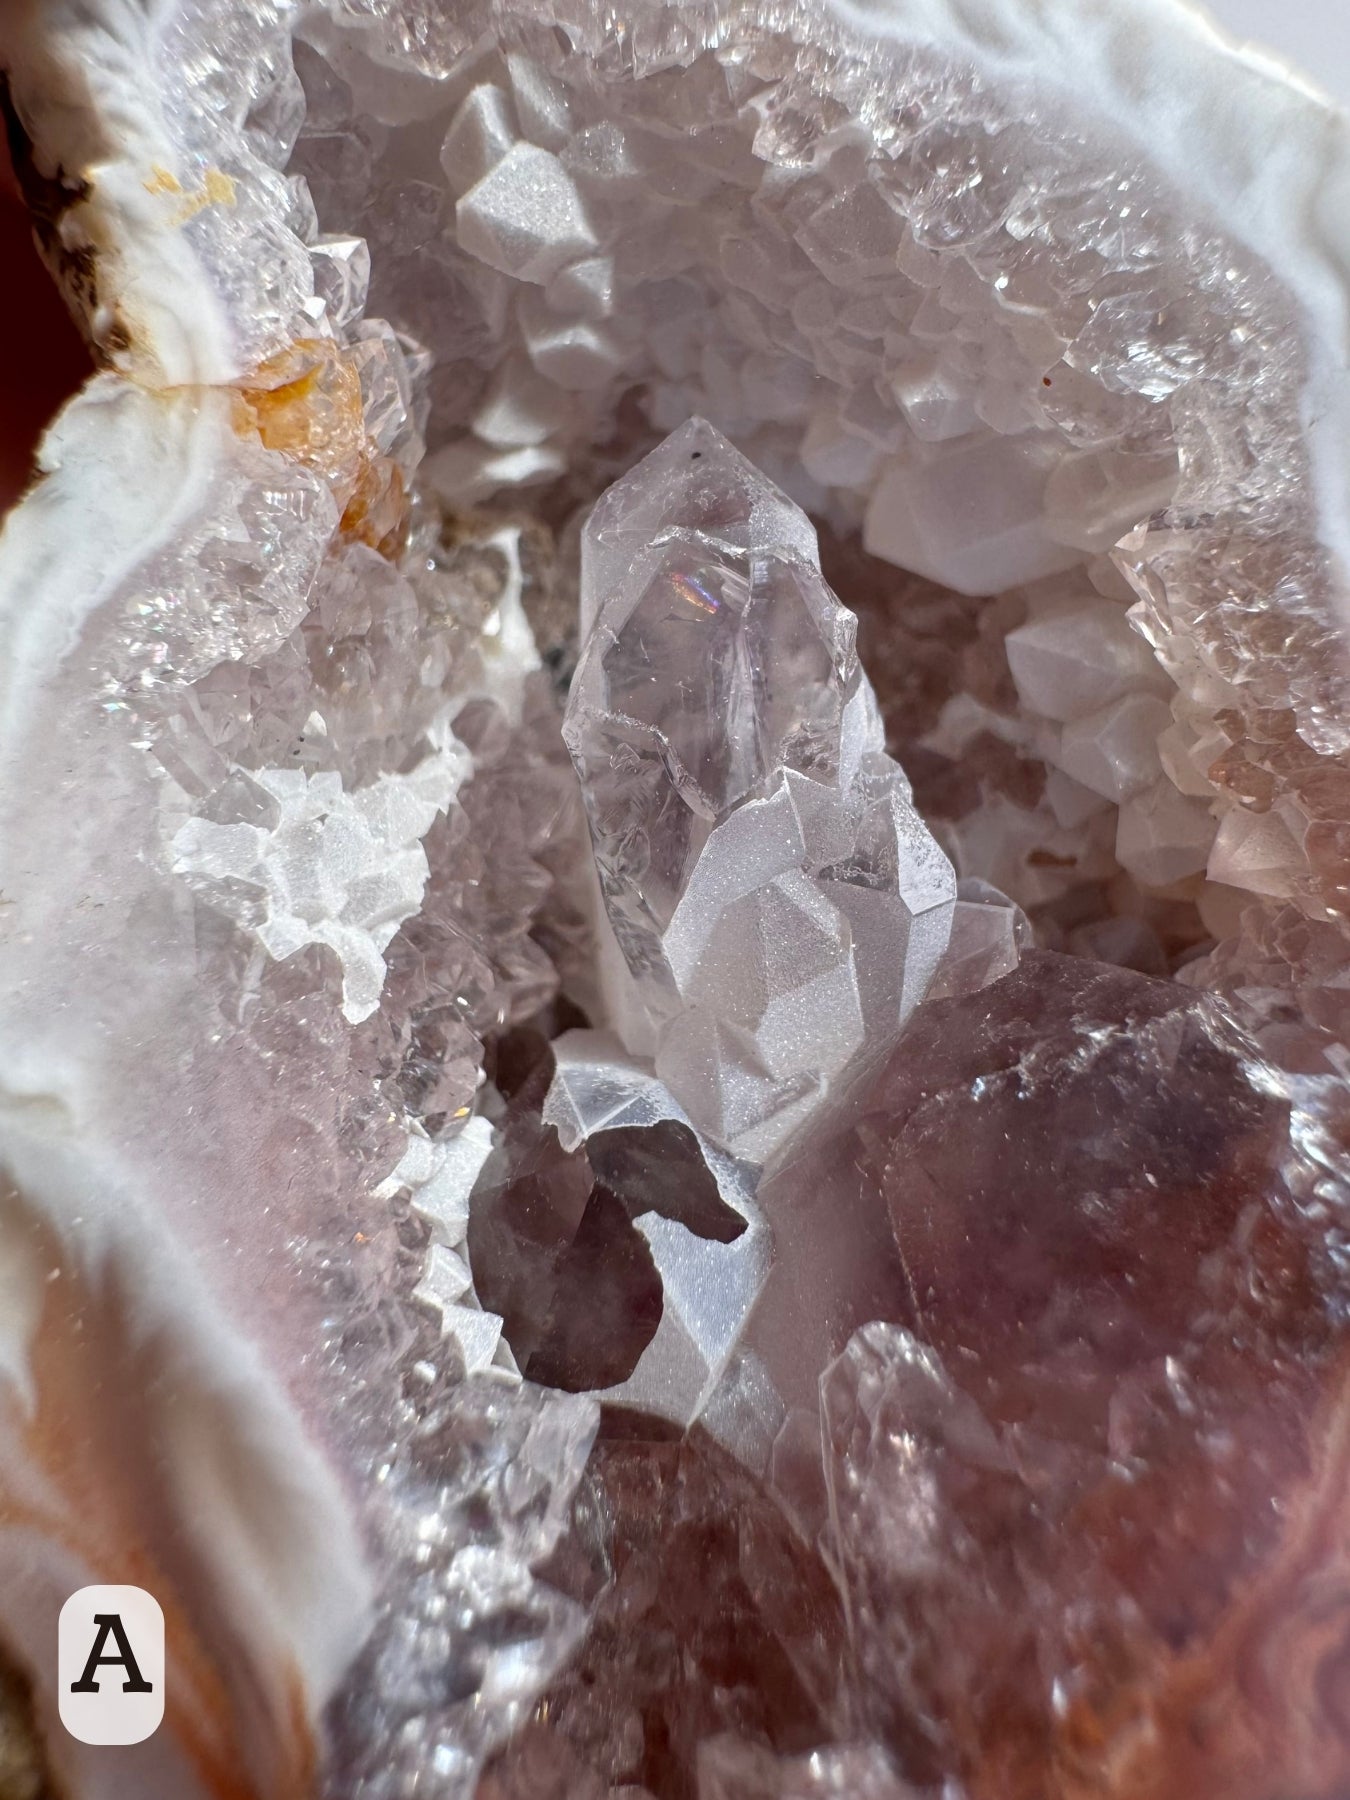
[58,1585,165,1745]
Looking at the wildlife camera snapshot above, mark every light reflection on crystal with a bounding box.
[565,419,956,1164]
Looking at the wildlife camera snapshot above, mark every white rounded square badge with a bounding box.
[58,1585,165,1745]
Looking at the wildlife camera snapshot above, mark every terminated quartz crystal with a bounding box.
[564,419,956,1163]
[479,952,1350,1798]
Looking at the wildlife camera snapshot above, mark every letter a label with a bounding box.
[58,1586,165,1744]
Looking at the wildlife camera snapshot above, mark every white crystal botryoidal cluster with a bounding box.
[171,738,470,1023]
[564,420,957,1164]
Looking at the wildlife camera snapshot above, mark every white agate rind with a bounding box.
[0,1120,372,1798]
[0,378,236,747]
[1,0,303,385]
[0,383,373,1780]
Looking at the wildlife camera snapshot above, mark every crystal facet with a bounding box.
[820,953,1350,1799]
[564,419,956,1162]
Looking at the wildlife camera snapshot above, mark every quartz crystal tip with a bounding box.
[565,421,956,1164]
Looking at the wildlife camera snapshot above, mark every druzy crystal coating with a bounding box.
[2,0,1350,1796]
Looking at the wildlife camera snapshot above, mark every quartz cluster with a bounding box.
[471,954,1350,1800]
[466,1029,752,1393]
[818,954,1350,1800]
[2,1,1350,1799]
[564,419,957,1162]
[284,0,1350,970]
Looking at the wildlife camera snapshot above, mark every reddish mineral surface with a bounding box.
[826,952,1350,1799]
[470,954,1350,1799]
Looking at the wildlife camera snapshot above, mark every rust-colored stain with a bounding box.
[341,459,408,559]
[171,168,238,224]
[235,339,410,559]
[144,164,183,197]
[143,162,238,223]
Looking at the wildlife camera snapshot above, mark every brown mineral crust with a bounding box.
[479,1425,849,1800]
[835,951,1350,1799]
[907,729,1048,823]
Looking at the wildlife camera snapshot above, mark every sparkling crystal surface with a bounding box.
[479,1427,850,1800]
[467,1033,751,1393]
[3,0,1350,1796]
[564,419,956,1162]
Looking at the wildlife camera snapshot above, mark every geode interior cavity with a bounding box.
[1,0,1349,1796]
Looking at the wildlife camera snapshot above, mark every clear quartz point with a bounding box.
[564,420,956,1163]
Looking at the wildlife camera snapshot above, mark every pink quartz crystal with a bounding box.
[822,951,1350,1799]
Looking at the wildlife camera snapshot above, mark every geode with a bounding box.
[0,0,1348,1796]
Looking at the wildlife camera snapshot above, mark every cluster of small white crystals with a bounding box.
[565,419,958,1164]
[149,497,603,1795]
[1019,583,1308,909]
[171,738,471,1022]
[374,1115,520,1378]
[147,0,363,371]
[921,572,1216,907]
[413,37,1188,573]
[48,48,607,1765]
[1006,594,1190,877]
